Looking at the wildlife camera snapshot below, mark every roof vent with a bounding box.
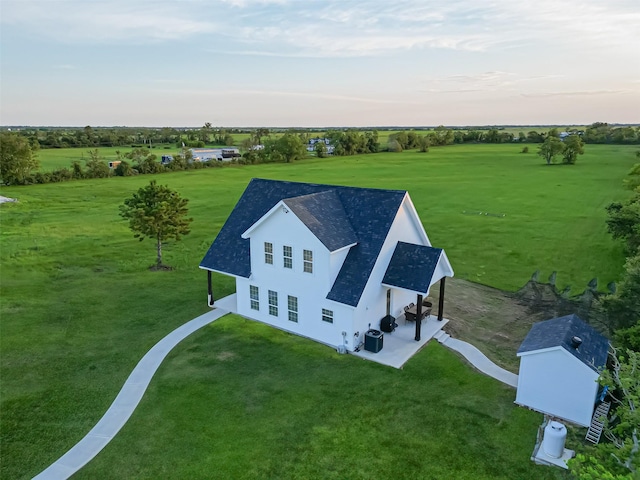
[571,336,583,348]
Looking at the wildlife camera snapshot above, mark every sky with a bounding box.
[1,0,639,127]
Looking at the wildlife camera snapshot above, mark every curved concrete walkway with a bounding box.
[434,331,518,388]
[34,307,228,480]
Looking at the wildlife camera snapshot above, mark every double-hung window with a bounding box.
[264,242,274,265]
[249,285,259,311]
[268,290,278,317]
[283,245,293,269]
[288,295,298,323]
[322,308,333,323]
[303,249,313,273]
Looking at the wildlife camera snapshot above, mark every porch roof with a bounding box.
[382,242,443,295]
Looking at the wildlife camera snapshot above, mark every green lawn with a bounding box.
[77,317,564,480]
[1,144,635,478]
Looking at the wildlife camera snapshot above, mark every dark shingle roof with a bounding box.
[517,314,609,371]
[283,190,357,252]
[382,242,442,295]
[200,178,406,307]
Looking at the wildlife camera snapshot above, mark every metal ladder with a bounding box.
[585,401,611,444]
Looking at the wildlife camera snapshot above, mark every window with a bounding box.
[264,242,273,265]
[322,308,333,323]
[249,285,259,311]
[288,295,298,323]
[283,245,293,269]
[268,290,278,317]
[303,249,313,273]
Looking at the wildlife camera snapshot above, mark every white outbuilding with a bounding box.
[515,314,609,427]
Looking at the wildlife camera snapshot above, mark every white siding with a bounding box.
[515,348,599,427]
[236,205,354,349]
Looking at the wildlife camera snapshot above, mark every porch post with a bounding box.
[438,277,445,321]
[415,294,423,341]
[207,270,214,307]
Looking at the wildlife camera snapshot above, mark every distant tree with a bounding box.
[417,135,430,153]
[254,128,270,145]
[0,132,40,184]
[274,133,307,162]
[562,134,585,164]
[484,129,501,143]
[71,161,84,179]
[387,139,403,152]
[85,149,111,178]
[119,180,192,269]
[538,136,564,164]
[314,141,327,158]
[199,122,212,143]
[365,131,379,153]
[526,130,545,143]
[521,146,529,154]
[114,160,135,176]
[406,131,419,149]
[431,126,454,146]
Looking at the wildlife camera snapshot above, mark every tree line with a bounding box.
[5,122,639,151]
[569,150,640,479]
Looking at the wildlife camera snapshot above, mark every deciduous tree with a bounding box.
[119,181,192,269]
[538,135,564,164]
[562,134,585,164]
[0,132,40,184]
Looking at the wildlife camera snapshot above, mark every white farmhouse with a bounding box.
[200,179,454,353]
[515,314,609,427]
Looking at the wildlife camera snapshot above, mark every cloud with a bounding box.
[521,90,627,98]
[2,0,639,58]
[1,0,218,43]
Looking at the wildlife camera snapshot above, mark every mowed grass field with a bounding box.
[1,143,636,478]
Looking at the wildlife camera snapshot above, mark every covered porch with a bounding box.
[380,241,454,341]
[351,314,449,368]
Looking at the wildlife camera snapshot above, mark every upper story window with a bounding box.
[264,242,273,265]
[303,249,313,273]
[283,245,293,269]
[249,285,259,311]
[322,308,333,323]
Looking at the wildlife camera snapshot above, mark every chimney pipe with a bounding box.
[571,336,582,348]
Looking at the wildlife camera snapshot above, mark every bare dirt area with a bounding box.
[431,278,560,372]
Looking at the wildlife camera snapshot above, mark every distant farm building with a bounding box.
[108,161,121,169]
[190,148,240,162]
[161,155,174,165]
[307,138,334,154]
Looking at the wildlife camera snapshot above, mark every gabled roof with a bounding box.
[382,242,443,295]
[517,314,609,372]
[200,178,406,307]
[283,190,357,252]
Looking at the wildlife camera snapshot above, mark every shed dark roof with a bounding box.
[283,190,357,252]
[517,314,609,372]
[200,178,406,307]
[382,242,442,295]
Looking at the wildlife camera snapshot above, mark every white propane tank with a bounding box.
[543,421,567,458]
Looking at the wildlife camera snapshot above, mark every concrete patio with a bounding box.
[351,315,448,368]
